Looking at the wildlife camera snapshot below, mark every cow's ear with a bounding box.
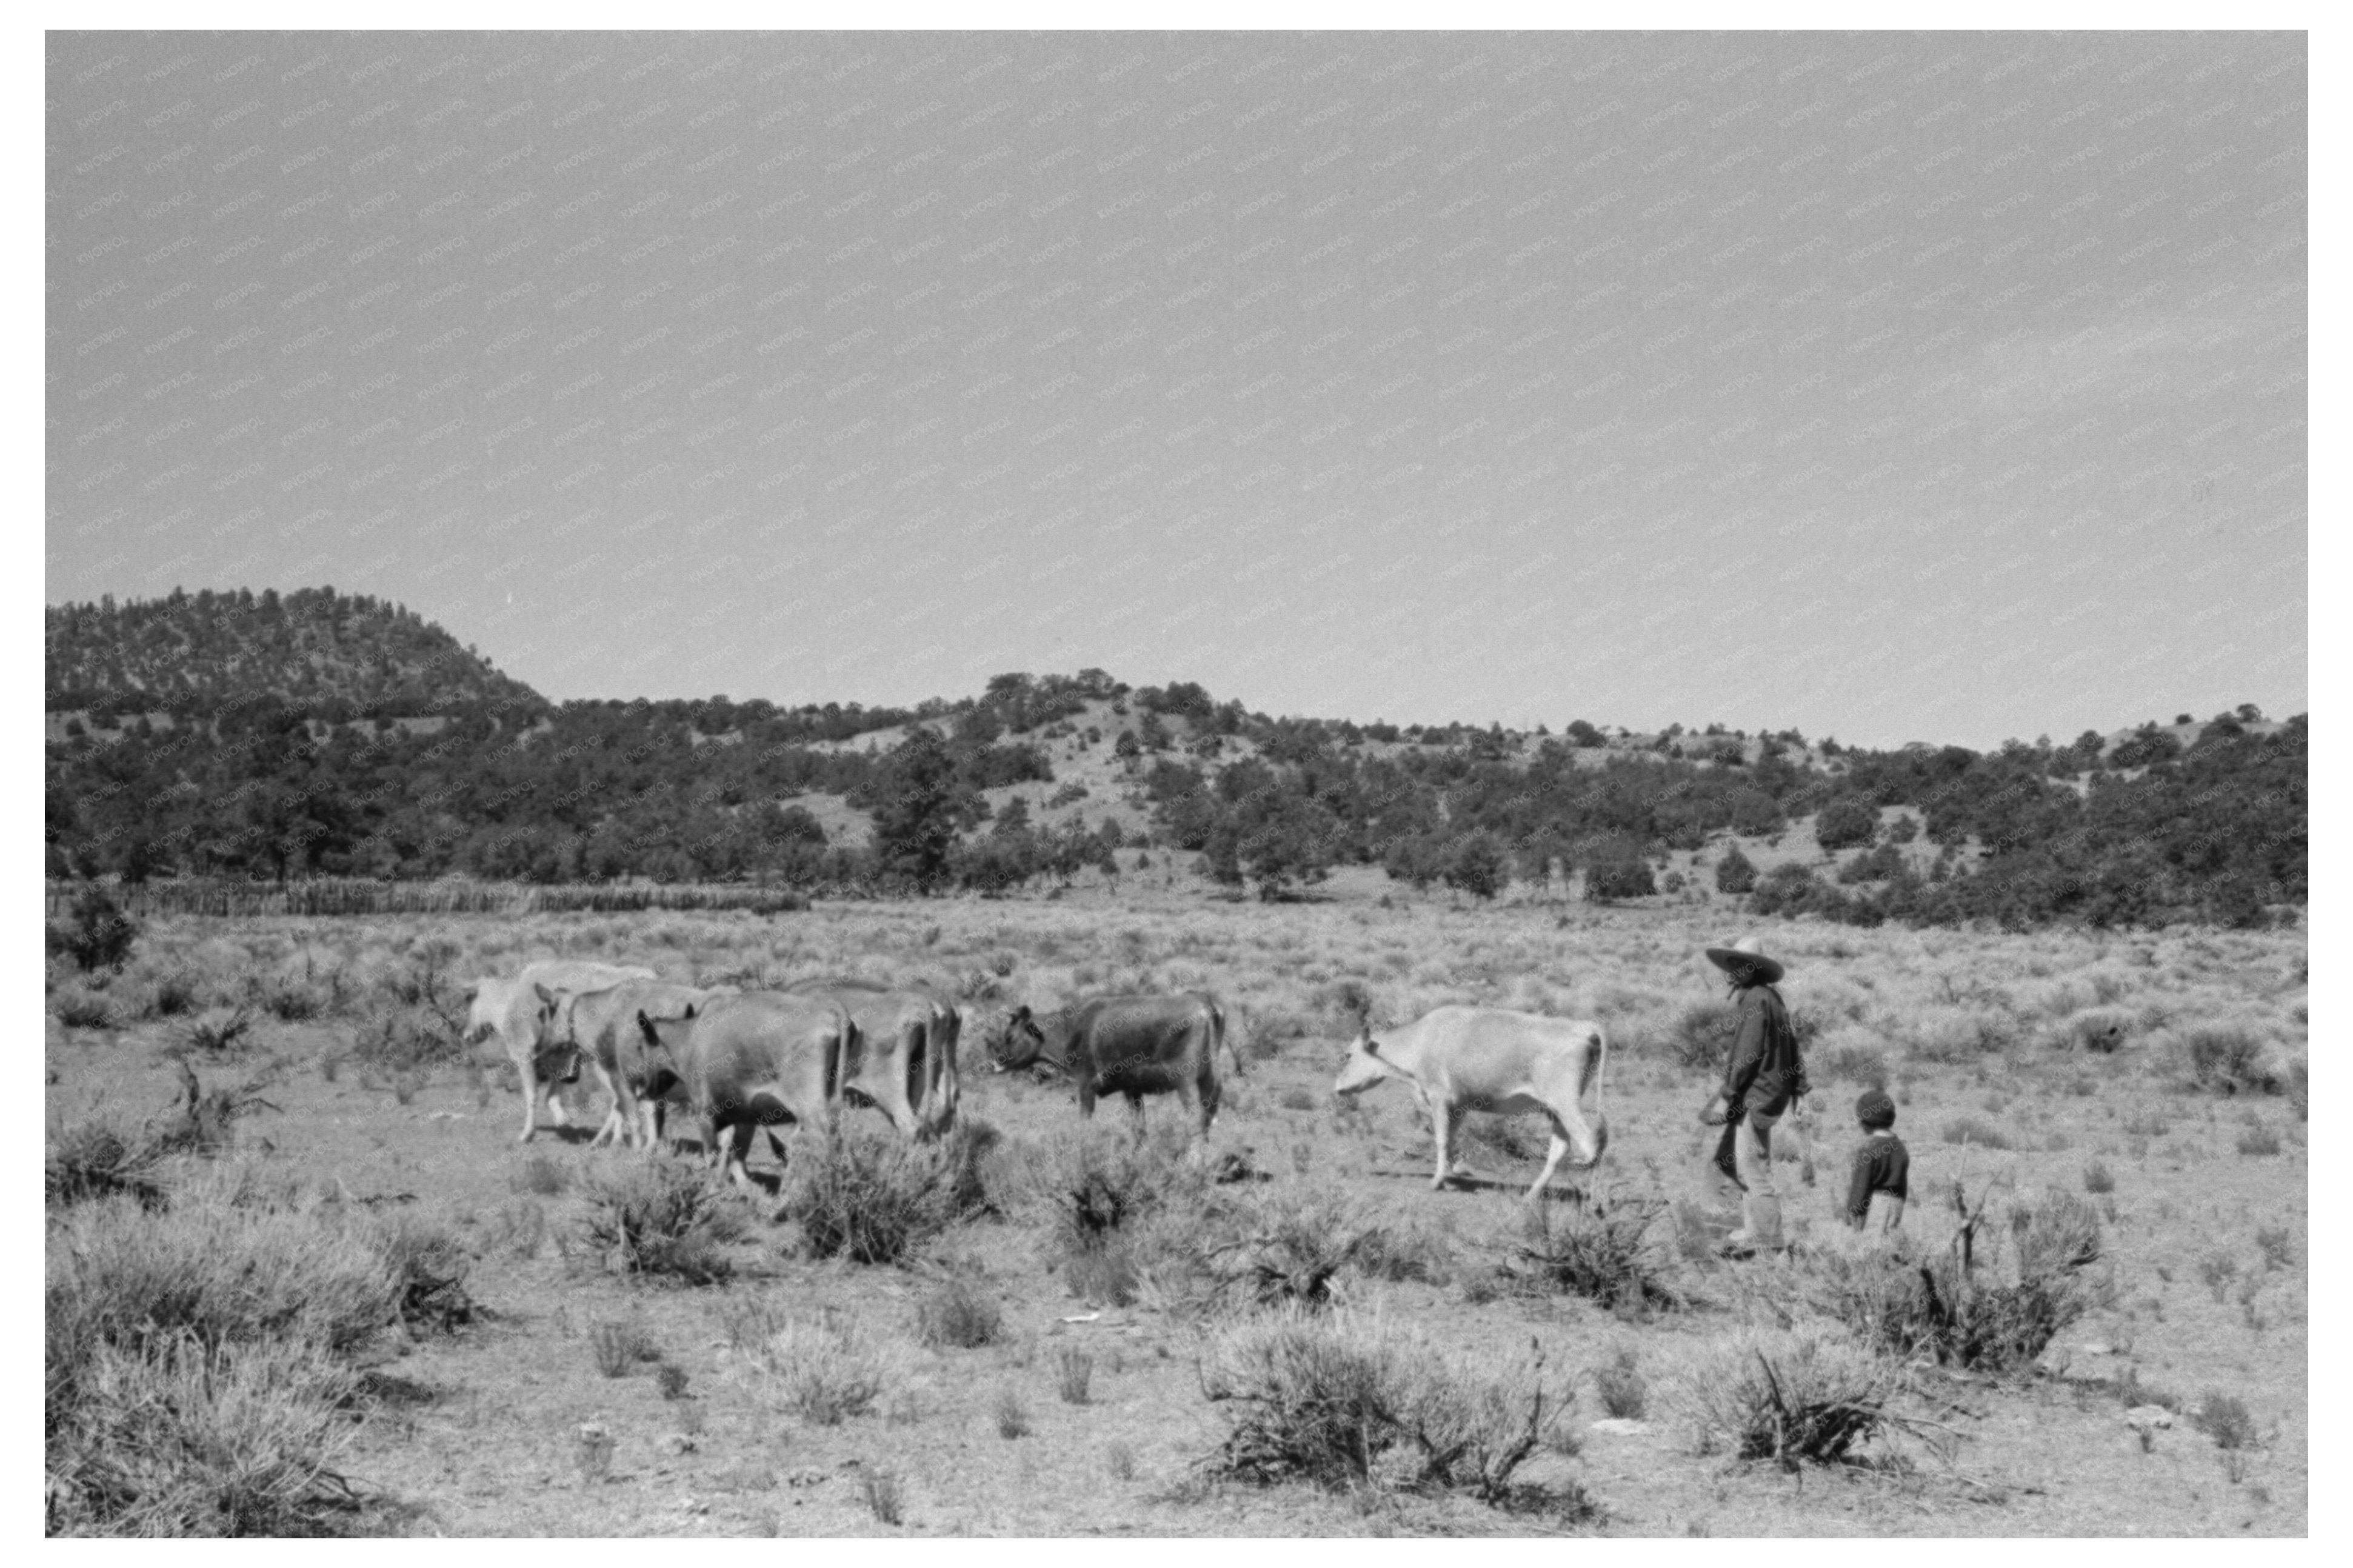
[683,1003,698,1021]
[1360,1032,1380,1055]
[534,982,555,1006]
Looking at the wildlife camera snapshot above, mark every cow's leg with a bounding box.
[720,1120,756,1189]
[1076,1078,1098,1121]
[515,1050,544,1143]
[1432,1100,1461,1190]
[587,1059,627,1148]
[1175,1079,1208,1150]
[1529,1114,1574,1203]
[1125,1091,1149,1143]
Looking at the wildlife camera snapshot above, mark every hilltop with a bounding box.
[44,587,544,729]
[42,589,2304,930]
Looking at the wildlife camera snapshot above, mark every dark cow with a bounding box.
[634,992,850,1187]
[994,993,1231,1142]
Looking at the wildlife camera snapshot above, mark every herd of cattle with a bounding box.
[465,958,1612,1201]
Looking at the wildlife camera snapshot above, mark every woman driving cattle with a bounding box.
[1701,935,1808,1257]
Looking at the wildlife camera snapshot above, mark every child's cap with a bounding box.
[1855,1089,1897,1130]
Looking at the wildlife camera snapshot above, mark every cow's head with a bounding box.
[989,1004,1048,1071]
[1332,1026,1395,1097]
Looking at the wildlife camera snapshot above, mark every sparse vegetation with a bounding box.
[914,1272,1004,1350]
[1507,1195,1684,1313]
[736,1315,899,1426]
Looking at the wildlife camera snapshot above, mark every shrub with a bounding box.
[2198,1253,2238,1304]
[54,986,115,1030]
[995,1389,1031,1439]
[1818,1043,1890,1089]
[590,1319,659,1378]
[151,972,201,1018]
[1506,1194,1685,1313]
[184,1007,256,1056]
[1680,1330,1897,1469]
[49,886,139,973]
[2193,1392,2260,1450]
[47,1110,176,1210]
[1198,1310,1580,1509]
[578,1163,739,1285]
[512,1154,570,1196]
[1803,1186,2106,1374]
[1584,858,1655,902]
[2236,1124,2282,1157]
[1056,1347,1094,1405]
[1667,1001,1737,1074]
[1106,1441,1135,1481]
[45,1193,401,1536]
[364,1214,475,1333]
[1595,1344,1646,1420]
[2253,1226,2297,1271]
[914,1273,1003,1350]
[1714,845,1758,895]
[657,1363,690,1400]
[1278,1088,1317,1112]
[1940,1116,2012,1151]
[735,1315,899,1425]
[2082,1161,2115,1195]
[2177,1026,2279,1095]
[778,1130,964,1266]
[859,1467,904,1526]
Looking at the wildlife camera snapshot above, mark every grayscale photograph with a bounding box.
[44,25,2306,1538]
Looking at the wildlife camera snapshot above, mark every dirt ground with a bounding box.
[44,885,2309,1536]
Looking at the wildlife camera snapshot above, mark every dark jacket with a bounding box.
[1721,982,1805,1120]
[1846,1133,1910,1221]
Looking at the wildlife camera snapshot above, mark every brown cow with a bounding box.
[634,992,850,1186]
[793,979,961,1139]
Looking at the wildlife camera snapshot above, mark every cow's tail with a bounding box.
[1212,998,1243,1079]
[1585,1023,1610,1165]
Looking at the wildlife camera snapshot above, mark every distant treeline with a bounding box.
[44,590,2304,929]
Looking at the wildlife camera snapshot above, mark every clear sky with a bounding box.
[46,30,2306,749]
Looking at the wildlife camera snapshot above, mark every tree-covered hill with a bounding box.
[45,587,545,722]
[42,590,2304,930]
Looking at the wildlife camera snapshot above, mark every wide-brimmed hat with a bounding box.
[1704,935,1784,984]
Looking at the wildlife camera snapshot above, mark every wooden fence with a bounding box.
[44,879,812,920]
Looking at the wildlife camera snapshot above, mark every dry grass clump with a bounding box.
[1031,1126,1212,1307]
[1506,1193,1686,1313]
[733,1315,904,1425]
[1594,1344,1647,1420]
[1678,1329,1900,1469]
[47,1064,282,1210]
[2192,1392,2261,1451]
[1198,1310,1587,1512]
[1803,1186,2106,1375]
[577,1163,741,1285]
[589,1319,662,1378]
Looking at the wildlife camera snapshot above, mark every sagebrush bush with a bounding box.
[578,1163,740,1284]
[2083,1160,2115,1195]
[1680,1329,1897,1469]
[589,1319,659,1378]
[1198,1310,1579,1508]
[1507,1194,1685,1313]
[1939,1116,2012,1150]
[361,1213,475,1333]
[1667,1001,1737,1074]
[2235,1124,2282,1157]
[45,1193,401,1536]
[1803,1187,2106,1374]
[735,1315,900,1425]
[914,1272,1003,1349]
[47,1110,176,1210]
[2193,1392,2260,1450]
[778,1129,967,1266]
[53,985,115,1030]
[2176,1025,2280,1095]
[1595,1344,1646,1420]
[1056,1346,1094,1404]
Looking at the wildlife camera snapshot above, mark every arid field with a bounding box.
[45,878,2309,1536]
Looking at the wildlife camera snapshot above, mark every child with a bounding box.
[1846,1089,1909,1234]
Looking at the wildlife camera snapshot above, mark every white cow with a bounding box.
[1332,1005,1609,1201]
[465,960,656,1143]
